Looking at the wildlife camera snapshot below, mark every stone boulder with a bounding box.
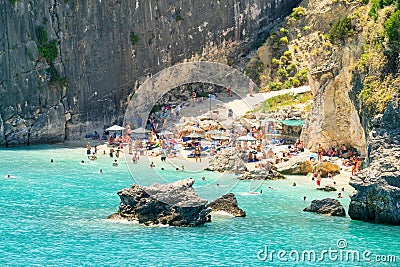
[303,198,346,217]
[207,147,247,173]
[314,162,340,177]
[316,186,337,192]
[207,193,246,217]
[238,169,286,180]
[276,156,313,175]
[108,178,211,227]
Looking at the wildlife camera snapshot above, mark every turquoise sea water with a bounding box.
[1,145,399,266]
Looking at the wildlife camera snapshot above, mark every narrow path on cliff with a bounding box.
[225,85,311,116]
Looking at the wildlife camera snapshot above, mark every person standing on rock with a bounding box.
[192,91,197,107]
[226,83,232,97]
[86,142,91,155]
[248,79,255,97]
[195,146,201,162]
[317,144,323,162]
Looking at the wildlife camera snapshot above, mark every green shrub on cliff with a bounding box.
[359,76,396,114]
[290,7,306,20]
[39,40,59,62]
[385,10,400,45]
[130,32,140,46]
[36,26,59,62]
[35,26,48,46]
[329,16,354,43]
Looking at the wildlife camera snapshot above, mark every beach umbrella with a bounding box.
[106,125,126,131]
[206,129,222,135]
[186,132,202,139]
[161,130,174,135]
[237,135,257,142]
[131,127,150,134]
[211,135,229,140]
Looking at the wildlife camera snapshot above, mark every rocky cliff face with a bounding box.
[348,101,400,225]
[0,0,301,146]
[293,0,367,154]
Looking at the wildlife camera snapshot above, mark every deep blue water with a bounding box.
[0,145,399,266]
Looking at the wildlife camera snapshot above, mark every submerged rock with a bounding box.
[276,156,313,175]
[238,169,286,180]
[108,178,211,227]
[316,186,337,192]
[304,198,346,217]
[207,193,246,217]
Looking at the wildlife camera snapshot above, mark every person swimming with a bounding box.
[113,160,118,167]
[50,159,54,163]
[100,169,103,174]
[303,196,307,201]
[201,177,205,181]
[292,182,297,186]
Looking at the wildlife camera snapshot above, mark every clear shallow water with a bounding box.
[0,145,399,266]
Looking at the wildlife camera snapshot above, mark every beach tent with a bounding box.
[280,120,305,137]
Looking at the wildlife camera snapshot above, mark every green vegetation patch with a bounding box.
[130,32,140,46]
[36,26,59,62]
[328,16,354,43]
[250,92,314,113]
[359,76,396,114]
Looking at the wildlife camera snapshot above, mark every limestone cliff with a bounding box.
[349,101,400,225]
[0,0,301,146]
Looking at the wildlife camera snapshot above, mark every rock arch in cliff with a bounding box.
[124,62,257,127]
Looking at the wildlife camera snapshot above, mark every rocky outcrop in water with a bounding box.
[207,193,246,217]
[238,169,286,180]
[349,103,400,225]
[316,186,337,192]
[108,178,211,227]
[276,157,313,175]
[304,198,346,217]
